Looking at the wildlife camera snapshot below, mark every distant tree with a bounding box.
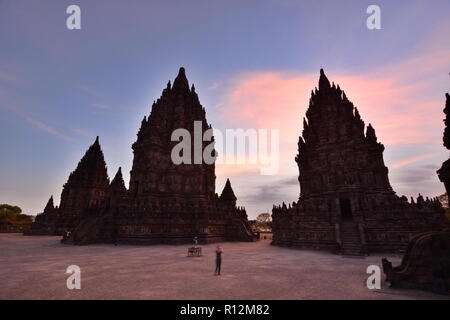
[249,213,272,232]
[437,193,449,208]
[256,213,272,224]
[0,204,22,214]
[0,204,32,232]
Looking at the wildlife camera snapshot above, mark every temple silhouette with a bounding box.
[27,68,254,244]
[272,69,445,255]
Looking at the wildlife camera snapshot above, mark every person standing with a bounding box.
[215,245,223,275]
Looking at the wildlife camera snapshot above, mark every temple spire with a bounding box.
[112,167,123,183]
[44,195,54,212]
[110,167,126,192]
[69,136,109,183]
[354,108,361,120]
[366,123,377,142]
[220,178,237,203]
[172,67,189,92]
[319,68,331,91]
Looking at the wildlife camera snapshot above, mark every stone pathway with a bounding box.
[0,233,448,300]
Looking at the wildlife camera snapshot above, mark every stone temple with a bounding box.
[272,69,446,255]
[26,68,254,244]
[437,93,450,196]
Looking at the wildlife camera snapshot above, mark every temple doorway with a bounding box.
[339,198,353,221]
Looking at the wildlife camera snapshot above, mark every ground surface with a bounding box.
[0,233,448,300]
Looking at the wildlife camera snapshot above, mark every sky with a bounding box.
[0,0,449,219]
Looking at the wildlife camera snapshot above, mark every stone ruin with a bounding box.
[26,68,255,244]
[382,230,450,293]
[381,93,450,294]
[437,93,450,197]
[272,69,446,255]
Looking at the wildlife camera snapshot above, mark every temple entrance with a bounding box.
[339,198,353,221]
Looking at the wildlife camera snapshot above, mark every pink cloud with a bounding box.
[391,153,440,169]
[214,28,450,187]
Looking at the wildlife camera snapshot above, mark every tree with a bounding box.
[0,204,32,232]
[437,193,449,208]
[249,213,272,232]
[0,204,22,214]
[256,213,272,224]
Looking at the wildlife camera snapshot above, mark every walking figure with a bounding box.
[215,245,223,276]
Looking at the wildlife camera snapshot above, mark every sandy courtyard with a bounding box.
[0,233,447,300]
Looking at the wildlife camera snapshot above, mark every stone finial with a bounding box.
[319,68,331,91]
[44,195,54,212]
[172,67,189,92]
[366,123,377,142]
[110,167,126,192]
[71,136,108,182]
[220,178,237,203]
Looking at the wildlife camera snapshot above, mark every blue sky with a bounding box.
[1,0,449,218]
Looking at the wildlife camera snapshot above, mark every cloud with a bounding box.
[241,176,298,205]
[215,32,450,172]
[391,153,440,169]
[0,87,73,143]
[212,20,450,214]
[394,168,436,185]
[208,82,221,91]
[79,84,122,111]
[72,127,92,137]
[26,117,73,141]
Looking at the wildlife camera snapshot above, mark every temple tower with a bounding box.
[220,178,237,207]
[27,68,254,244]
[107,167,128,208]
[296,69,393,223]
[129,67,216,203]
[56,136,110,231]
[272,69,445,254]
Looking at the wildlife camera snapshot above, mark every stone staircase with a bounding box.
[340,221,365,256]
[230,218,257,242]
